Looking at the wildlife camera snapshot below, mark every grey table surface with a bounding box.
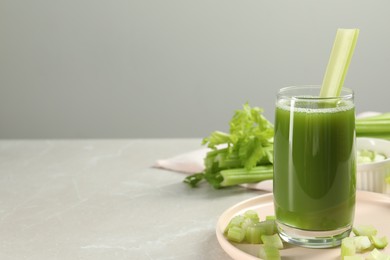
[0,139,267,260]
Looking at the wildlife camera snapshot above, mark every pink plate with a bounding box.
[216,191,390,260]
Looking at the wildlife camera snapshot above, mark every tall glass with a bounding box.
[273,85,356,248]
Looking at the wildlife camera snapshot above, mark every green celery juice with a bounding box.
[273,99,356,231]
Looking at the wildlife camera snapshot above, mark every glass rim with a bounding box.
[277,85,354,101]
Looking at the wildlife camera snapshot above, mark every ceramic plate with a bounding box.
[216,191,390,259]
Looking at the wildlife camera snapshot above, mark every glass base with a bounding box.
[276,221,352,248]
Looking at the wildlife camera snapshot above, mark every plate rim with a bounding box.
[216,190,390,260]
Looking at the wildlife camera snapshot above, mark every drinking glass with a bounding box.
[273,85,356,248]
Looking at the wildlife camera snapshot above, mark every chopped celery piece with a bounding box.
[353,225,378,236]
[357,149,387,164]
[224,210,278,245]
[244,210,260,222]
[261,234,284,249]
[370,235,389,249]
[227,226,245,243]
[241,218,255,231]
[224,209,280,246]
[341,237,356,257]
[224,215,245,234]
[341,235,373,254]
[245,224,263,244]
[357,149,375,163]
[353,236,372,253]
[258,245,281,260]
[266,215,276,220]
[254,219,277,236]
[341,225,389,259]
[320,28,359,98]
[230,215,245,226]
[366,248,390,260]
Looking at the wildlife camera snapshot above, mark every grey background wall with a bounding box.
[1,0,389,138]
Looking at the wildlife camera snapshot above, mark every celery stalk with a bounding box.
[219,165,273,187]
[184,103,274,189]
[356,112,390,139]
[356,120,390,134]
[320,28,359,98]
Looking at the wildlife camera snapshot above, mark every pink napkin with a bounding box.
[154,148,207,174]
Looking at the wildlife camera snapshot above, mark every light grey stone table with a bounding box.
[0,139,267,259]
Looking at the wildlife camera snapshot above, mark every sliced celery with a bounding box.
[244,210,260,222]
[353,236,373,253]
[241,218,255,231]
[341,225,389,259]
[320,28,359,98]
[258,245,281,260]
[357,149,388,163]
[254,219,278,236]
[370,235,389,249]
[224,210,279,245]
[225,210,262,243]
[224,215,245,234]
[366,248,390,260]
[266,215,276,220]
[245,224,263,244]
[353,225,378,236]
[229,215,245,227]
[227,226,245,243]
[341,235,377,255]
[341,237,356,257]
[261,234,284,249]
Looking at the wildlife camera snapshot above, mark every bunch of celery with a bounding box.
[184,103,274,189]
[356,113,390,140]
